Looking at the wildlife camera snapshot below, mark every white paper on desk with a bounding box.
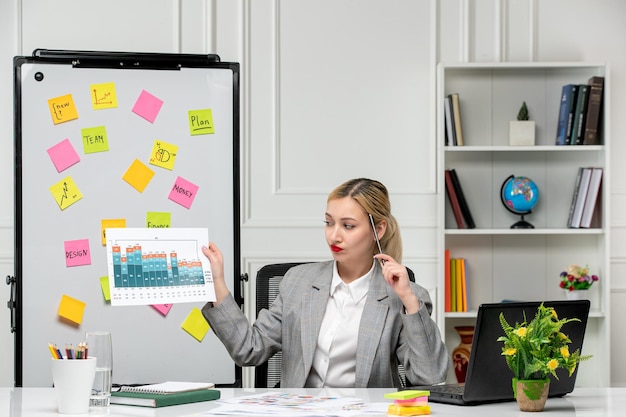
[201,392,387,416]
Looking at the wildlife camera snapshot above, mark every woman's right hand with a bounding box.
[202,242,230,305]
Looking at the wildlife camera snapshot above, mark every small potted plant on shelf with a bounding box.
[509,101,535,146]
[497,303,591,412]
[560,264,599,300]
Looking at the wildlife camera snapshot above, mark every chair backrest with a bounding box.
[254,262,415,388]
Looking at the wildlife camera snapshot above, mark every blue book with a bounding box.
[555,84,578,145]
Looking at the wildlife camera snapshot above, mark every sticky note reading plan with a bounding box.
[64,239,91,267]
[181,307,209,342]
[168,176,199,209]
[47,139,80,172]
[48,93,79,124]
[188,109,215,135]
[132,90,163,123]
[58,294,87,324]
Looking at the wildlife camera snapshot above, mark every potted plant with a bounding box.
[497,303,591,412]
[509,101,535,146]
[560,264,599,300]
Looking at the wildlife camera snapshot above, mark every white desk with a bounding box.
[1,387,624,416]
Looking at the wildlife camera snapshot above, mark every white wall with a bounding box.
[1,0,625,387]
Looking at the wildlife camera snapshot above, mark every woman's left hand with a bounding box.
[374,254,420,314]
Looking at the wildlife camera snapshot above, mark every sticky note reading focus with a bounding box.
[146,212,171,228]
[181,307,209,342]
[48,94,79,124]
[47,139,80,172]
[122,159,155,193]
[49,176,83,210]
[81,126,109,154]
[149,140,178,170]
[100,276,111,301]
[90,82,118,109]
[132,90,163,123]
[188,109,215,135]
[168,176,199,209]
[64,239,91,267]
[58,294,86,324]
[101,219,126,245]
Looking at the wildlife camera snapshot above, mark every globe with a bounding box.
[500,175,539,228]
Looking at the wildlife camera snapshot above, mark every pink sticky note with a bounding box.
[132,90,163,123]
[151,304,173,316]
[47,139,80,172]
[64,239,91,267]
[168,176,199,209]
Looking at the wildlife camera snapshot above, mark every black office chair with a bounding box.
[254,262,416,388]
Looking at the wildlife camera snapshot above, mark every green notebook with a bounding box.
[110,388,220,408]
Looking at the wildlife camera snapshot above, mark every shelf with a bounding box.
[445,145,604,152]
[445,228,604,235]
[445,310,605,319]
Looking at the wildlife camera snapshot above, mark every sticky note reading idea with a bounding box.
[188,109,215,135]
[132,90,163,123]
[48,94,79,124]
[168,176,199,209]
[58,294,86,325]
[64,239,91,267]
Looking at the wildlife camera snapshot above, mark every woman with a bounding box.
[202,178,448,388]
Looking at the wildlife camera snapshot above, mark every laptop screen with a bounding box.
[462,300,590,403]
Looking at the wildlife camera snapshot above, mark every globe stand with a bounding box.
[511,213,534,229]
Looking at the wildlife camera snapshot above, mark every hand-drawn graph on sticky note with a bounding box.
[49,176,83,210]
[90,82,118,110]
[105,228,214,306]
[149,140,178,170]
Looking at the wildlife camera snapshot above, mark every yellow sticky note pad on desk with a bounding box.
[58,294,86,324]
[181,307,209,342]
[388,404,430,416]
[385,390,430,400]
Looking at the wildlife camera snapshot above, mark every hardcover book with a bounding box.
[583,76,605,145]
[445,170,465,229]
[555,84,578,145]
[110,388,220,408]
[571,84,590,145]
[449,169,476,229]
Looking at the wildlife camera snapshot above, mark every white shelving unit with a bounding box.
[436,62,610,387]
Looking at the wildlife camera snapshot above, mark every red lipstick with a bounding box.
[330,245,342,253]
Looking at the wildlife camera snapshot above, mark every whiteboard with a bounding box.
[13,50,240,387]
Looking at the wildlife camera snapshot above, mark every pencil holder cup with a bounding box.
[51,357,96,414]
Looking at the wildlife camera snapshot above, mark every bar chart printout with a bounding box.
[106,228,215,306]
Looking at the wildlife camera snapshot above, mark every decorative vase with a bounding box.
[452,326,474,383]
[513,378,550,412]
[565,289,589,301]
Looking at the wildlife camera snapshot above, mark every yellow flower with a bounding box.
[551,309,558,320]
[547,359,559,371]
[513,327,527,337]
[560,347,570,358]
[503,348,517,356]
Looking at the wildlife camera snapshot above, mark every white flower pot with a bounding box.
[509,120,535,146]
[565,289,589,301]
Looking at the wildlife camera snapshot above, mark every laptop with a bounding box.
[410,300,590,406]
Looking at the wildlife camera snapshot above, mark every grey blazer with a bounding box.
[202,261,449,388]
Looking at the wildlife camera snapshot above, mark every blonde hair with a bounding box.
[327,178,403,262]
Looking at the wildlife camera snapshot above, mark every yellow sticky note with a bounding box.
[384,390,430,400]
[49,176,83,210]
[100,276,111,301]
[188,109,215,135]
[148,140,178,170]
[101,219,126,245]
[90,82,118,110]
[387,404,431,416]
[48,93,79,124]
[58,294,86,324]
[81,126,109,154]
[122,159,155,193]
[181,307,210,342]
[146,212,171,228]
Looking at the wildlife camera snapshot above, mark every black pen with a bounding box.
[369,214,385,265]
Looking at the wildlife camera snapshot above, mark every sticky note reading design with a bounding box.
[49,176,83,210]
[181,307,209,342]
[64,239,91,267]
[149,140,178,170]
[132,90,164,123]
[48,93,79,124]
[81,126,109,154]
[152,304,173,316]
[58,294,87,325]
[188,109,215,135]
[168,176,199,209]
[47,138,80,172]
[146,212,171,228]
[100,276,111,301]
[101,219,126,245]
[90,82,118,110]
[122,159,155,193]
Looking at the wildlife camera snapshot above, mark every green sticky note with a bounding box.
[99,276,111,301]
[81,126,109,153]
[384,390,430,400]
[146,212,171,228]
[188,109,215,135]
